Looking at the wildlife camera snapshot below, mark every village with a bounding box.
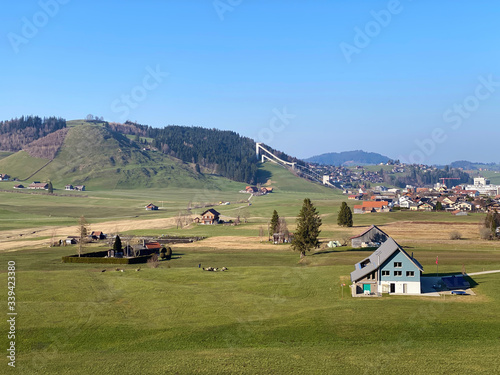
[343,177,500,214]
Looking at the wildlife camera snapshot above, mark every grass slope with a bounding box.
[0,123,245,190]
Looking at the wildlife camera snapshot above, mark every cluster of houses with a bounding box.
[346,177,500,214]
[241,186,273,195]
[349,225,424,296]
[314,162,405,187]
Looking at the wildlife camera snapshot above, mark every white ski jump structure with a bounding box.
[255,143,335,187]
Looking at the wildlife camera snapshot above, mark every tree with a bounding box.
[78,216,89,257]
[485,210,500,238]
[270,210,280,234]
[166,247,172,260]
[337,202,353,227]
[160,247,167,260]
[47,181,53,194]
[291,198,322,258]
[435,201,443,211]
[113,235,122,253]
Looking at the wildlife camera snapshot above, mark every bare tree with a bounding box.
[78,216,90,257]
[259,226,264,242]
[147,253,159,268]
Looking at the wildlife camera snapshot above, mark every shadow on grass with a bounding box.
[255,169,272,185]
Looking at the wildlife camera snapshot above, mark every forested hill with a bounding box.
[0,116,66,151]
[149,126,258,183]
[105,121,259,183]
[306,150,390,166]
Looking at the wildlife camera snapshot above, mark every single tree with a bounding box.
[291,198,322,258]
[337,202,353,227]
[435,201,443,211]
[47,181,53,194]
[113,235,122,253]
[270,210,280,234]
[78,216,89,257]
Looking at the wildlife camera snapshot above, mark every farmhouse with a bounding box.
[65,185,74,190]
[200,208,220,225]
[350,238,424,296]
[145,203,159,211]
[28,182,49,190]
[74,185,86,191]
[13,184,24,189]
[0,173,10,181]
[350,225,389,248]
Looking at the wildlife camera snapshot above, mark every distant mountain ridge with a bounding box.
[305,150,390,166]
[449,160,500,171]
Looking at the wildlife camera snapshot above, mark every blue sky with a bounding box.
[1,0,499,164]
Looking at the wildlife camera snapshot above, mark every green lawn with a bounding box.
[1,244,499,374]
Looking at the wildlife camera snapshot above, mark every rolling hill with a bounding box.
[0,123,243,190]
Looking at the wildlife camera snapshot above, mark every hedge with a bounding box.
[62,252,153,264]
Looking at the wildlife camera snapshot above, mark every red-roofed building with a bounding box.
[354,201,390,214]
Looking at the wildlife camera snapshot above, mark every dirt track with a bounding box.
[0,217,179,252]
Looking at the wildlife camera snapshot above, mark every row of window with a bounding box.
[382,270,414,277]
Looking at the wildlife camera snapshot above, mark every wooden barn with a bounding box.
[350,225,389,248]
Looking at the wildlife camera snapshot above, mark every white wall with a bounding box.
[379,281,421,294]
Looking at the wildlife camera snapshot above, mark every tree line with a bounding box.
[379,165,472,187]
[0,116,66,151]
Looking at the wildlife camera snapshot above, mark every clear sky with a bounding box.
[1,0,499,164]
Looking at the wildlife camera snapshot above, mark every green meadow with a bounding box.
[1,244,499,374]
[1,162,499,374]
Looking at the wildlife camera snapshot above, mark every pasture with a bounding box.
[1,162,499,373]
[1,243,500,374]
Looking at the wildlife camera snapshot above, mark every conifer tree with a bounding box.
[291,198,322,258]
[337,202,353,227]
[113,235,122,253]
[270,210,280,234]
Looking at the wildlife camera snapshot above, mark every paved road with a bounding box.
[467,270,500,276]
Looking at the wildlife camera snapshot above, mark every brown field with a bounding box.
[0,217,180,252]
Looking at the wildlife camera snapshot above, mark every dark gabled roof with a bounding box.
[350,225,389,240]
[350,238,424,282]
[201,208,220,216]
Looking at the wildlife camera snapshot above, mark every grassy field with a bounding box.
[1,161,500,373]
[1,243,499,374]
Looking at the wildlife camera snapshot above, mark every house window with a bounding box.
[382,270,390,276]
[406,271,415,277]
[394,271,402,276]
[394,262,402,268]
